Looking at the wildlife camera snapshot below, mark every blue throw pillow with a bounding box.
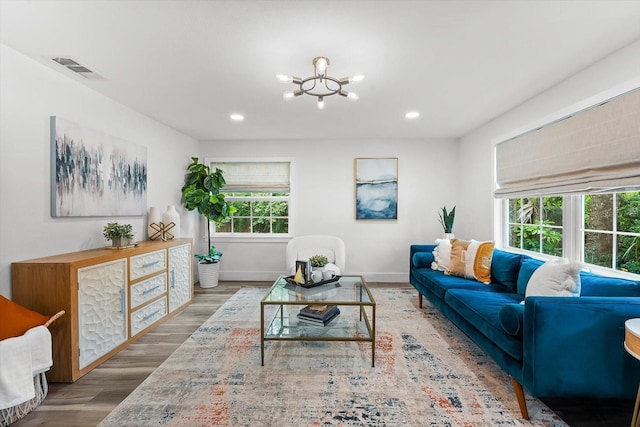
[580,271,640,296]
[412,252,435,269]
[490,249,523,290]
[499,303,525,336]
[516,258,545,296]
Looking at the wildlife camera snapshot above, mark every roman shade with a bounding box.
[495,88,640,198]
[211,161,290,192]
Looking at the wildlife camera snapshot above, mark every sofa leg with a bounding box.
[419,292,423,309]
[511,378,529,420]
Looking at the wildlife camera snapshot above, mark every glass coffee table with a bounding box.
[261,275,376,366]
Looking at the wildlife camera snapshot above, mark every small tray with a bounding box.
[284,275,341,289]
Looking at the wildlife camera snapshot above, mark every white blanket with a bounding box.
[0,326,52,410]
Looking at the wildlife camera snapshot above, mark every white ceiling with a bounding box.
[2,0,640,141]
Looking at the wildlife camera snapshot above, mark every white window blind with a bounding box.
[495,88,640,198]
[211,161,290,192]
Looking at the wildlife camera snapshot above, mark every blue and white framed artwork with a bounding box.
[355,158,398,220]
[50,117,147,217]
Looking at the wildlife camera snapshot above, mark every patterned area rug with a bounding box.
[99,287,567,426]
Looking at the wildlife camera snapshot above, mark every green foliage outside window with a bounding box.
[508,196,563,257]
[215,192,289,234]
[584,192,640,274]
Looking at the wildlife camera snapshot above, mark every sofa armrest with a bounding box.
[523,296,640,399]
[410,245,437,282]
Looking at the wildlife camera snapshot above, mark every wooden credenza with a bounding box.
[11,239,193,383]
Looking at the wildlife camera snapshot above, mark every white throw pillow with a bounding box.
[525,261,581,298]
[431,238,452,271]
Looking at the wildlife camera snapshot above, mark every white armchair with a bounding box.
[285,235,346,275]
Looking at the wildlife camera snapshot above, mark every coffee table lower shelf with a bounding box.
[260,303,376,367]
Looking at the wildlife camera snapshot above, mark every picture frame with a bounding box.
[50,116,147,217]
[355,158,398,220]
[295,260,311,282]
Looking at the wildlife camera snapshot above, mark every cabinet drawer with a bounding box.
[130,273,167,309]
[130,250,166,280]
[130,297,167,336]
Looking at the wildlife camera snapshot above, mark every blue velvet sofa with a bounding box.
[410,244,640,419]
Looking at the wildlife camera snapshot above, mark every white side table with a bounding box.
[624,318,640,427]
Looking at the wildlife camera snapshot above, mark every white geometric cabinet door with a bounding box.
[168,243,192,313]
[77,259,128,370]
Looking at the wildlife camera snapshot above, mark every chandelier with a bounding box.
[277,57,364,109]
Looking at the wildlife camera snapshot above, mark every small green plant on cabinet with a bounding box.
[437,205,456,233]
[194,246,223,264]
[103,222,134,246]
[309,254,328,267]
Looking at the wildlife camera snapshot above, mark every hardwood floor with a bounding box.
[13,282,633,426]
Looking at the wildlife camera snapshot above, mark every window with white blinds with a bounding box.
[211,161,290,193]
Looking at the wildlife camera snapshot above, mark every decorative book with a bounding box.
[297,304,340,326]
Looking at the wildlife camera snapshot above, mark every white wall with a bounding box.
[0,44,199,298]
[199,138,458,283]
[457,40,640,243]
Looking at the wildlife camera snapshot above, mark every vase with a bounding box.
[198,262,220,288]
[148,206,161,240]
[443,233,455,240]
[162,205,181,239]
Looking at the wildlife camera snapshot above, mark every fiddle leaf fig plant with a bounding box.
[181,157,237,259]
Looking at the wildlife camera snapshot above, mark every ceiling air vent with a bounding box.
[51,57,104,80]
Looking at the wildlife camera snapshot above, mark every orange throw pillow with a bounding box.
[0,295,50,340]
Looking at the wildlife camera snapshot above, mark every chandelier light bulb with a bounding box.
[314,57,328,76]
[317,96,325,110]
[347,92,359,101]
[276,74,291,82]
[350,74,365,83]
[283,91,295,100]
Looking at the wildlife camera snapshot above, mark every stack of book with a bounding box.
[297,304,340,326]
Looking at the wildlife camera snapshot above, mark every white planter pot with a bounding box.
[198,262,220,288]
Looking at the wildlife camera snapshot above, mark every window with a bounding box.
[496,89,640,277]
[504,191,640,275]
[215,192,289,234]
[208,160,291,237]
[584,191,640,273]
[506,196,563,257]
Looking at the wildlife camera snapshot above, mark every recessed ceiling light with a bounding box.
[405,111,420,119]
[230,113,244,121]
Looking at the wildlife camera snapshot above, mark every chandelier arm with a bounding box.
[284,57,359,106]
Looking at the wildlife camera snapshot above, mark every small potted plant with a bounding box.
[103,222,134,247]
[437,205,456,239]
[309,254,328,270]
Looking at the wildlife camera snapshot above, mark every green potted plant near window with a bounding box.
[437,205,456,239]
[103,222,134,248]
[181,157,236,288]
